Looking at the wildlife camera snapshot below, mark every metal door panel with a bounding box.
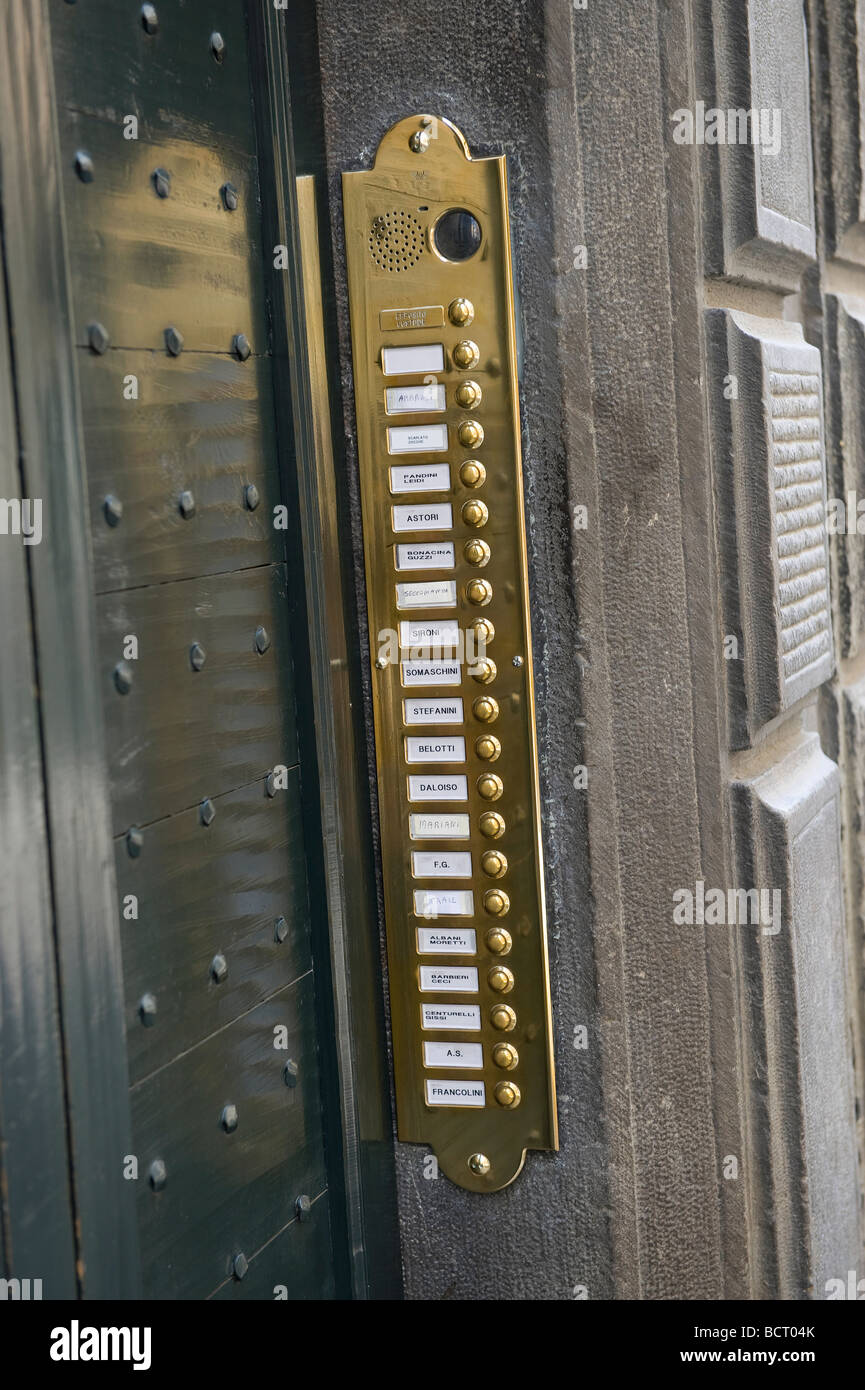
[79,349,283,593]
[58,115,266,354]
[132,977,326,1301]
[118,771,312,1083]
[97,564,299,832]
[51,0,257,156]
[208,1196,335,1301]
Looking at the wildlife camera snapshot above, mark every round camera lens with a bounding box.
[433,208,482,262]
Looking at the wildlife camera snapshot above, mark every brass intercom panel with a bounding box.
[342,115,557,1191]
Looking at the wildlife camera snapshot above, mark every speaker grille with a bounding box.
[369,210,424,271]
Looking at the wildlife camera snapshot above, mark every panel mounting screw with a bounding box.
[189,641,206,671]
[103,493,123,526]
[232,332,251,361]
[512,655,524,668]
[87,321,110,355]
[274,915,288,943]
[151,166,171,199]
[254,625,271,654]
[220,1103,238,1133]
[295,1194,311,1222]
[126,826,144,858]
[374,656,388,670]
[140,4,158,35]
[75,150,94,183]
[113,660,133,695]
[139,992,157,1026]
[468,1152,491,1176]
[409,118,433,153]
[220,181,238,211]
[210,31,226,62]
[232,1252,248,1281]
[178,489,195,518]
[283,1059,299,1088]
[164,325,184,356]
[148,1159,167,1191]
[243,483,260,510]
[210,952,227,983]
[200,797,216,826]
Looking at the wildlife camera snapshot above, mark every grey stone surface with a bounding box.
[730,733,860,1297]
[822,294,865,659]
[315,0,745,1300]
[314,0,861,1301]
[706,310,833,747]
[697,0,816,288]
[315,0,612,1303]
[808,0,865,265]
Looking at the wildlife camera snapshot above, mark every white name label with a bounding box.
[392,503,453,532]
[419,928,478,950]
[412,852,472,878]
[405,736,465,763]
[396,580,457,610]
[387,424,448,454]
[401,661,461,687]
[414,889,474,917]
[403,697,464,724]
[417,927,476,955]
[419,965,478,993]
[399,620,459,648]
[409,813,471,839]
[408,775,467,801]
[385,384,446,414]
[423,1042,483,1069]
[425,1079,485,1107]
[390,464,451,494]
[381,343,445,376]
[395,542,454,570]
[421,1004,481,1030]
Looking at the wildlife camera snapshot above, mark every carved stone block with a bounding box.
[697,0,816,288]
[822,293,865,658]
[809,0,865,264]
[730,734,860,1296]
[706,310,833,747]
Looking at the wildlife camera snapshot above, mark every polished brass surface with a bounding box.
[495,1081,521,1108]
[466,577,492,605]
[484,889,511,917]
[476,734,502,762]
[488,965,514,993]
[479,810,506,839]
[342,114,557,1191]
[459,459,485,488]
[455,380,482,410]
[464,538,491,566]
[481,848,508,877]
[485,926,512,955]
[492,1043,519,1070]
[462,498,489,527]
[452,338,480,369]
[449,297,474,327]
[477,773,504,801]
[458,419,485,449]
[473,695,499,723]
[469,617,494,643]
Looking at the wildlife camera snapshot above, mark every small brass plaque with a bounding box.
[380,304,444,330]
[343,115,557,1193]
